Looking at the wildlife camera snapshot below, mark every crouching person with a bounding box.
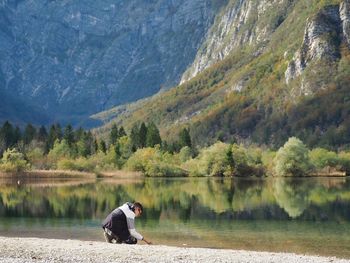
[102,202,152,245]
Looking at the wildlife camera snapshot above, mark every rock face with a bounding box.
[0,0,221,125]
[285,3,350,84]
[181,0,295,83]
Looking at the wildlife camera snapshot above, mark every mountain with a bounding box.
[94,0,350,149]
[0,0,226,126]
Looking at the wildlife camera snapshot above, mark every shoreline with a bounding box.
[0,237,349,263]
[0,169,142,179]
[0,169,347,179]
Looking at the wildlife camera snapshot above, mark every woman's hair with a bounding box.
[133,202,143,212]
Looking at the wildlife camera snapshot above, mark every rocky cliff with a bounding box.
[181,0,296,83]
[285,2,350,88]
[0,0,222,125]
[95,0,350,148]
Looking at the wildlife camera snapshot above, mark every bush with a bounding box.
[26,147,49,169]
[126,147,187,177]
[183,142,231,176]
[309,148,338,169]
[337,152,350,174]
[47,139,77,164]
[0,148,29,172]
[57,157,95,172]
[177,146,193,163]
[273,137,312,176]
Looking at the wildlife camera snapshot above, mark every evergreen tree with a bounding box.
[110,124,119,145]
[63,124,75,146]
[77,131,92,157]
[37,126,48,142]
[93,139,99,154]
[99,139,107,154]
[24,123,37,145]
[146,122,162,147]
[139,122,148,148]
[0,121,15,150]
[119,126,127,137]
[130,124,141,151]
[74,127,85,142]
[47,123,63,149]
[13,126,22,145]
[115,142,121,157]
[55,123,63,140]
[179,128,192,148]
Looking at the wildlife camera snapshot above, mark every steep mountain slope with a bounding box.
[0,0,224,125]
[94,0,350,149]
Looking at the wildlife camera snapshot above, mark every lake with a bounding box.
[0,176,350,258]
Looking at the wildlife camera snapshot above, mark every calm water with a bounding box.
[1,176,350,258]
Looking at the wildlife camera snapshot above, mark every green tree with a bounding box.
[0,121,15,150]
[139,122,148,148]
[23,124,37,145]
[130,124,141,151]
[99,139,107,154]
[48,139,76,163]
[109,124,119,145]
[46,124,63,151]
[63,124,75,146]
[309,148,338,169]
[13,126,22,145]
[77,132,94,157]
[146,122,162,147]
[274,137,312,177]
[37,126,48,142]
[179,128,192,148]
[119,126,127,137]
[0,148,29,172]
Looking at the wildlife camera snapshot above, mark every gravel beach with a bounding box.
[0,237,349,263]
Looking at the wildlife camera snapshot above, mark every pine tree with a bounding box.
[99,139,107,154]
[146,122,162,147]
[93,139,99,154]
[130,124,141,151]
[110,124,119,145]
[119,126,127,137]
[74,127,84,142]
[37,126,48,142]
[47,123,63,149]
[13,126,22,145]
[0,121,15,150]
[77,131,92,157]
[179,128,192,148]
[63,124,75,146]
[139,122,148,148]
[24,123,37,145]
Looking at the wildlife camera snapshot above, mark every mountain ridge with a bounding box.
[0,0,225,125]
[93,0,350,149]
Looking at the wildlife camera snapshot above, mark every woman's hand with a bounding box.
[143,238,152,245]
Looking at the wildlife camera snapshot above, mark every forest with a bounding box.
[1,121,350,177]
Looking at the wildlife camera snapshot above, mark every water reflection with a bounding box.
[0,177,349,221]
[273,179,310,218]
[1,176,350,257]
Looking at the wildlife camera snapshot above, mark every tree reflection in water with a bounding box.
[0,177,350,222]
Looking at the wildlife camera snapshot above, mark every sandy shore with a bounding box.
[0,237,349,263]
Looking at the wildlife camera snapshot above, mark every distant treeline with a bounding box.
[1,121,350,177]
[0,120,192,173]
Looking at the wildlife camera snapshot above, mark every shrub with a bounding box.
[0,148,29,172]
[309,148,338,169]
[126,147,187,177]
[183,142,231,176]
[26,147,49,169]
[273,137,312,176]
[57,157,95,172]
